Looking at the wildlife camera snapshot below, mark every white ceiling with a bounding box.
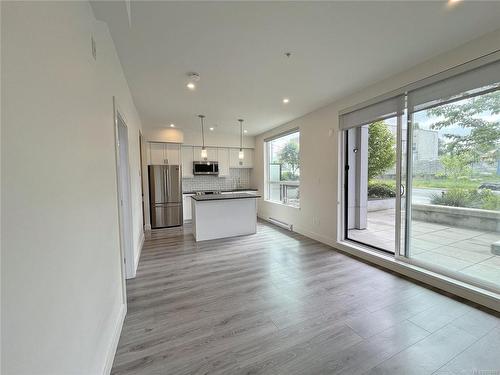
[91,1,500,136]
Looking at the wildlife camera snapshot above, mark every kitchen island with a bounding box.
[191,193,261,241]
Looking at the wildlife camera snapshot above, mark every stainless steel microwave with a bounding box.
[193,161,219,175]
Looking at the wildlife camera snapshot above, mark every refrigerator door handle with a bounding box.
[165,167,170,200]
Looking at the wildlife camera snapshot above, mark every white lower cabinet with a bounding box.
[183,194,194,221]
[183,191,256,223]
[221,190,257,195]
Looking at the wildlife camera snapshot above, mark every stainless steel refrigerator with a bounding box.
[148,165,183,228]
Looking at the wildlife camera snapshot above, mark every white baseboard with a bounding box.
[258,215,335,246]
[102,303,126,375]
[135,230,145,274]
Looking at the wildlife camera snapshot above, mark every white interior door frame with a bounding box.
[113,97,135,284]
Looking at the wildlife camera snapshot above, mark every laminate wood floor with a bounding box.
[111,221,500,375]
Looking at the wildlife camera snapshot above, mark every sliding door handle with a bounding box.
[400,184,405,197]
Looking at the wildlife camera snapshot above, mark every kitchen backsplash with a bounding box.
[182,169,251,192]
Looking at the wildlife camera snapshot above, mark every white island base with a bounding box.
[191,194,259,241]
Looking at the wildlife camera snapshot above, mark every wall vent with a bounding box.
[268,217,293,231]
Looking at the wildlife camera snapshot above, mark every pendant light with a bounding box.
[238,119,244,161]
[198,114,208,159]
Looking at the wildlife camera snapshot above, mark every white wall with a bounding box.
[97,21,144,274]
[253,28,500,248]
[1,2,143,374]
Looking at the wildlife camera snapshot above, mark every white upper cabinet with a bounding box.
[229,148,241,168]
[217,148,230,177]
[149,143,166,164]
[242,148,253,168]
[229,148,253,168]
[147,142,181,165]
[166,143,180,165]
[193,147,217,161]
[207,147,218,162]
[192,147,203,161]
[166,144,253,171]
[181,146,194,178]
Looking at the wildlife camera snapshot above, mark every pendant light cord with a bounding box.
[199,114,205,148]
[238,119,243,150]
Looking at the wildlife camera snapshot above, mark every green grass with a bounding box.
[371,176,500,190]
[412,178,477,189]
[412,176,500,189]
[370,176,500,189]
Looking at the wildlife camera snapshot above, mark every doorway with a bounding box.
[344,114,403,254]
[115,103,135,279]
[139,131,146,228]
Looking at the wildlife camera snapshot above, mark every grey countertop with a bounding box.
[191,193,261,201]
[183,188,258,195]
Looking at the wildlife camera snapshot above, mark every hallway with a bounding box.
[112,221,499,374]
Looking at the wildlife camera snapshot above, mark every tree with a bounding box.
[368,121,396,180]
[439,153,473,182]
[427,90,500,164]
[278,141,299,180]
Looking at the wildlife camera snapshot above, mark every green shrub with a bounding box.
[431,189,470,207]
[368,182,396,199]
[281,171,298,181]
[431,188,500,210]
[481,190,500,210]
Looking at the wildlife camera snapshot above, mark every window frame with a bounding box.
[264,129,300,208]
[339,54,500,296]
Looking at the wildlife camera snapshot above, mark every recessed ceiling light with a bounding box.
[170,123,175,128]
[244,129,248,133]
[186,72,200,90]
[446,0,462,7]
[283,98,290,104]
[209,127,214,131]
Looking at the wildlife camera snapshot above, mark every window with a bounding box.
[408,85,500,291]
[265,130,300,207]
[340,58,500,293]
[341,95,404,254]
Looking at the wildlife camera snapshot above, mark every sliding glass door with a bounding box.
[342,96,405,254]
[343,58,500,294]
[406,68,500,292]
[345,118,400,253]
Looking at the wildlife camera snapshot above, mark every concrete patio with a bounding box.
[348,208,500,290]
